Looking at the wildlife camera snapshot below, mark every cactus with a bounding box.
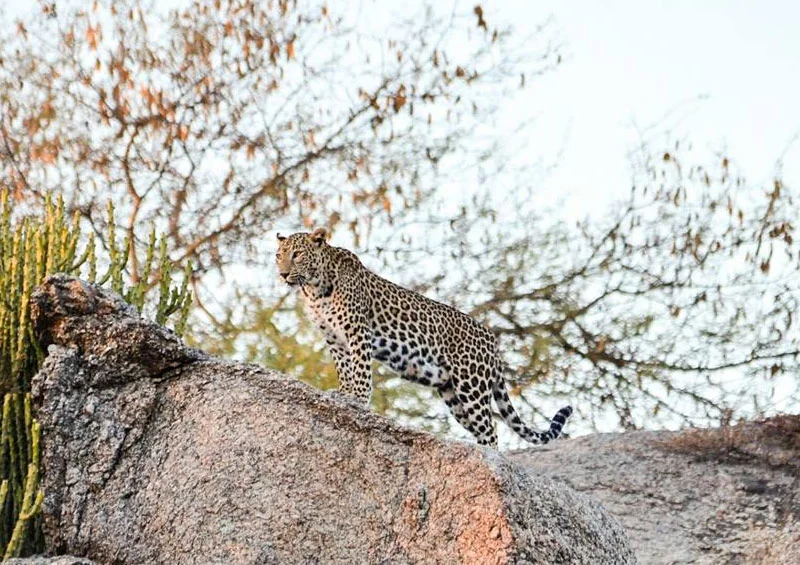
[0,189,192,556]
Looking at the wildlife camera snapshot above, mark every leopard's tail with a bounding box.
[492,378,573,445]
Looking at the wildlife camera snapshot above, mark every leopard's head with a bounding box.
[275,227,330,288]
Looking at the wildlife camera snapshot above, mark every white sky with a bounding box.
[516,1,800,217]
[3,0,797,217]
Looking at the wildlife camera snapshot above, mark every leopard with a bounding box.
[275,227,573,448]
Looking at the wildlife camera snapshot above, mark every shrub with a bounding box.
[0,189,191,557]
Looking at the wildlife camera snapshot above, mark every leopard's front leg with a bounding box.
[333,313,373,404]
[328,342,356,396]
[326,336,372,405]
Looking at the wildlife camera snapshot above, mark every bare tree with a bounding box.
[4,1,795,443]
[435,140,799,434]
[0,0,559,275]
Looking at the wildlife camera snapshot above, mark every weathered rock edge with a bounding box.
[509,420,800,564]
[30,274,634,564]
[6,557,96,565]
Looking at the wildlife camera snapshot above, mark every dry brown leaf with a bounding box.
[474,5,487,31]
[392,91,406,112]
[87,25,98,50]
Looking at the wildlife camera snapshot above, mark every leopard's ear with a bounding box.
[310,227,328,246]
[276,233,286,241]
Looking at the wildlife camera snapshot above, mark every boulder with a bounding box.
[509,419,800,564]
[30,275,634,564]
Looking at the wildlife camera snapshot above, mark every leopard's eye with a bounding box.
[292,250,304,260]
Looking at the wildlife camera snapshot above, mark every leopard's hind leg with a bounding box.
[439,376,497,447]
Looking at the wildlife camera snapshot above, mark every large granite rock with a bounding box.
[30,275,634,564]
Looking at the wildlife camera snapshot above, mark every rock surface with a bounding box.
[6,558,96,565]
[30,275,634,565]
[509,419,800,565]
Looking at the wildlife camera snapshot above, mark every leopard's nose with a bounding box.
[280,272,290,280]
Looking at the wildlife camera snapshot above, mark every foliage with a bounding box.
[0,0,560,436]
[1,0,797,448]
[0,188,191,556]
[449,143,800,434]
[0,0,548,275]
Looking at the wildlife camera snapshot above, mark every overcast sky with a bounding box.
[3,0,797,219]
[518,1,800,217]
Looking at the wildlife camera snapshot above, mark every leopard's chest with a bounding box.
[303,294,348,347]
